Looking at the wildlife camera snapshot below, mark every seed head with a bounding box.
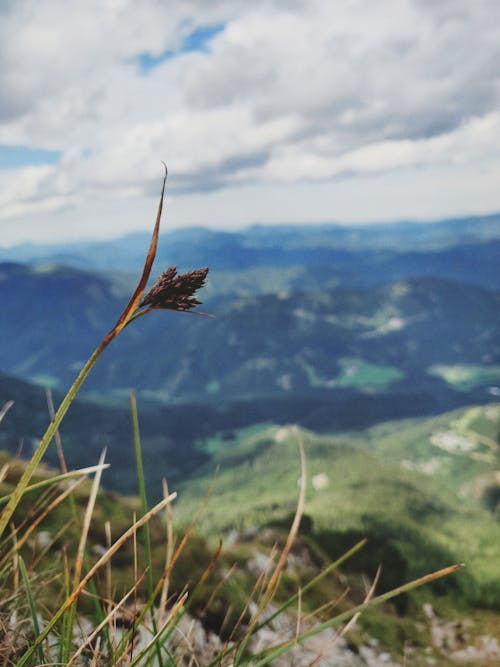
[139,266,209,312]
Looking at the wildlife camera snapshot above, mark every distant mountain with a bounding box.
[1,216,498,488]
[2,211,500,261]
[1,260,498,406]
[1,214,500,291]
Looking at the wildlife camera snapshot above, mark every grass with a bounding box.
[0,171,464,665]
[1,414,464,665]
[334,357,404,388]
[297,355,404,390]
[428,363,500,390]
[178,405,500,609]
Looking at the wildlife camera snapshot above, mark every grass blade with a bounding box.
[0,463,110,506]
[234,427,307,664]
[0,400,14,424]
[67,573,146,665]
[253,538,367,634]
[18,555,45,665]
[250,563,464,666]
[60,450,107,663]
[0,168,167,542]
[130,391,164,667]
[16,492,177,667]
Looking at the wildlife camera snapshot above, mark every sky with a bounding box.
[0,0,499,246]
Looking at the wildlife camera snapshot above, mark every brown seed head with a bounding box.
[139,266,209,312]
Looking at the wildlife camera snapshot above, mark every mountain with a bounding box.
[2,211,500,266]
[1,215,499,500]
[1,261,498,410]
[2,217,500,664]
[177,403,500,608]
[0,371,213,491]
[4,364,500,606]
[1,214,500,292]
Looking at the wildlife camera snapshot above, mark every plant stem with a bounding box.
[0,339,108,542]
[130,391,164,667]
[0,168,169,545]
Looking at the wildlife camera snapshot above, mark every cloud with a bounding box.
[0,0,499,239]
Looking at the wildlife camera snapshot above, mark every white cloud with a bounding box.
[0,0,499,242]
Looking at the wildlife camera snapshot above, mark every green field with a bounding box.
[428,363,500,391]
[335,356,404,388]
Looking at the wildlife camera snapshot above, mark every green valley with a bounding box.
[176,403,500,609]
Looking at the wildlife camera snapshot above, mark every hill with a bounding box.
[1,262,498,409]
[176,403,500,610]
[0,371,213,491]
[1,366,489,498]
[2,398,500,664]
[3,436,498,666]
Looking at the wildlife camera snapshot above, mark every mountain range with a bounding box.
[0,213,498,493]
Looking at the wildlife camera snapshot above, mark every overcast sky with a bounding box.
[0,0,499,245]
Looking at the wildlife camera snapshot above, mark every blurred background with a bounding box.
[1,2,500,661]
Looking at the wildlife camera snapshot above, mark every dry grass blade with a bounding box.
[105,520,112,616]
[16,492,177,667]
[2,477,86,563]
[129,592,189,667]
[46,387,68,473]
[251,563,464,666]
[0,463,9,484]
[200,562,237,622]
[199,539,223,587]
[224,568,268,652]
[104,164,167,342]
[0,462,109,506]
[230,429,307,665]
[305,565,382,667]
[73,449,107,587]
[67,573,146,665]
[265,426,306,597]
[111,507,202,665]
[0,400,14,425]
[131,513,224,660]
[71,493,176,603]
[156,471,217,588]
[302,587,351,626]
[264,538,366,630]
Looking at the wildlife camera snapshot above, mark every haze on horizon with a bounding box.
[1,0,500,247]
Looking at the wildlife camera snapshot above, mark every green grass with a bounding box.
[428,363,500,390]
[297,355,404,390]
[3,423,464,665]
[335,357,404,388]
[177,403,500,609]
